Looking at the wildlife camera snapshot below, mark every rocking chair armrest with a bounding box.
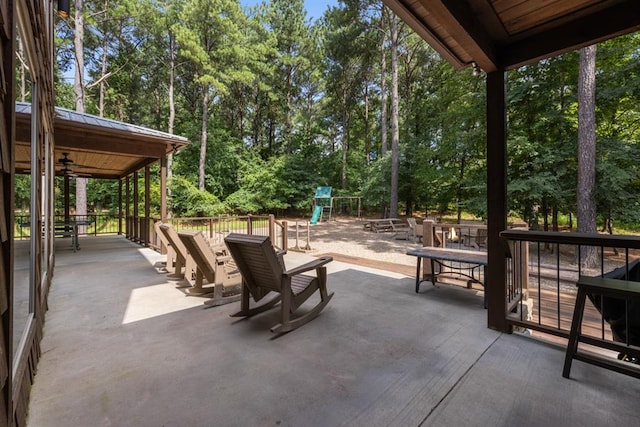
[284,256,333,277]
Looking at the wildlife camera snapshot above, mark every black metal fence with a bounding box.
[501,230,640,354]
[15,213,120,239]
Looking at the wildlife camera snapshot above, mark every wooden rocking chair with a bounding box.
[177,230,242,306]
[157,222,190,280]
[224,233,334,334]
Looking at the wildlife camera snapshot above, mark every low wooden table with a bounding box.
[406,247,488,306]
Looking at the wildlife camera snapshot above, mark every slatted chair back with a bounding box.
[178,230,218,283]
[224,233,283,301]
[176,230,242,304]
[158,223,188,263]
[224,232,334,334]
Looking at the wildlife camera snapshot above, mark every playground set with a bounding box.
[310,187,361,224]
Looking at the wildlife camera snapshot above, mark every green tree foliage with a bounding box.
[48,2,640,228]
[169,176,224,216]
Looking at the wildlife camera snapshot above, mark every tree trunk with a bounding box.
[285,64,293,153]
[74,0,87,223]
[341,86,349,190]
[199,85,209,191]
[74,0,85,113]
[456,157,465,223]
[18,37,26,101]
[389,13,399,218]
[379,5,388,156]
[166,31,176,214]
[577,44,598,268]
[364,81,370,166]
[98,0,109,116]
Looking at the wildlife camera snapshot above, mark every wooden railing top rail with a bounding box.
[430,222,486,230]
[501,230,640,249]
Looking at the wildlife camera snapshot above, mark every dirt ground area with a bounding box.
[288,217,420,271]
[285,217,634,289]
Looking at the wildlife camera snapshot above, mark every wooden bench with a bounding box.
[563,276,640,379]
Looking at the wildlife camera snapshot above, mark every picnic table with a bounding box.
[363,218,404,233]
[406,246,488,307]
[56,220,94,251]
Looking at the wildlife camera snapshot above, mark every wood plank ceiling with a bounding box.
[382,0,640,72]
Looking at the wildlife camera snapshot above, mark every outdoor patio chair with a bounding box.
[588,259,640,359]
[224,233,334,334]
[462,228,487,248]
[157,222,190,280]
[407,218,424,243]
[153,221,170,272]
[177,230,242,305]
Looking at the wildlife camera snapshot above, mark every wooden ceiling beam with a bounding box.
[382,0,466,69]
[439,0,499,72]
[499,1,640,69]
[54,132,168,158]
[122,158,160,179]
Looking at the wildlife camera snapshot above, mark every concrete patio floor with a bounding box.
[27,236,640,426]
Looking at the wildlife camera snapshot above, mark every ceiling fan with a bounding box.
[57,152,89,178]
[58,152,74,167]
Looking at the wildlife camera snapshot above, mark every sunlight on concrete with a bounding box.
[137,247,165,267]
[122,283,204,325]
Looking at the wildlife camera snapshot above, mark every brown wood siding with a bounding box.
[1,0,14,423]
[11,1,55,425]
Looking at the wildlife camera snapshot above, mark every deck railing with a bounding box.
[16,213,292,252]
[149,215,289,252]
[15,213,120,239]
[500,230,640,347]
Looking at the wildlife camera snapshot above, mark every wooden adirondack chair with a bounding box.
[157,222,189,280]
[224,233,334,334]
[177,230,242,305]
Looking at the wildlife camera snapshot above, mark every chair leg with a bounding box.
[271,292,334,334]
[271,268,333,334]
[230,284,281,318]
[203,282,241,307]
[563,288,587,378]
[185,269,210,295]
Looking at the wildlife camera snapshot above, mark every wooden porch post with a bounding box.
[118,179,122,235]
[160,155,167,222]
[63,174,70,222]
[125,175,130,239]
[133,170,139,242]
[486,70,509,332]
[144,165,150,247]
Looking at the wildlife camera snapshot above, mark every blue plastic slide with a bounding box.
[310,205,323,225]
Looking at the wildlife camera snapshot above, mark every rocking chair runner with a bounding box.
[224,233,334,334]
